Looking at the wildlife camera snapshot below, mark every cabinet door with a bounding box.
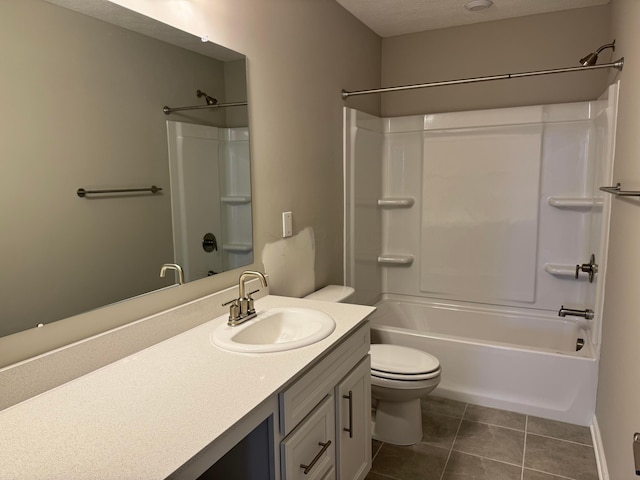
[281,395,336,480]
[335,356,371,480]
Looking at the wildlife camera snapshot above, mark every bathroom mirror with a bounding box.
[0,0,253,338]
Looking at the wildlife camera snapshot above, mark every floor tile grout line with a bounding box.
[371,471,403,480]
[371,440,383,463]
[526,431,595,447]
[521,415,528,480]
[445,449,526,469]
[461,418,527,433]
[524,467,578,480]
[438,402,468,480]
[368,441,403,480]
[422,410,466,421]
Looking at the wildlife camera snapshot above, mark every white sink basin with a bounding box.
[211,307,336,353]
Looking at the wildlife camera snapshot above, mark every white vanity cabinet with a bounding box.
[279,323,371,480]
[281,395,336,480]
[335,357,371,480]
[0,292,376,480]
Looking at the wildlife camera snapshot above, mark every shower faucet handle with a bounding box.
[575,254,598,283]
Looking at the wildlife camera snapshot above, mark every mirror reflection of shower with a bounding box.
[579,40,616,66]
[166,121,253,283]
[196,89,217,106]
[163,89,248,114]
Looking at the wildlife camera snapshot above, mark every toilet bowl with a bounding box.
[370,344,441,445]
[303,286,441,445]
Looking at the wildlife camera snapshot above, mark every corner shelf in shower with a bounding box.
[222,243,253,253]
[544,263,577,278]
[547,197,603,208]
[377,197,415,208]
[377,254,414,266]
[221,195,252,205]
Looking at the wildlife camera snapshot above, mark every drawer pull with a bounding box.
[343,391,353,438]
[300,440,332,474]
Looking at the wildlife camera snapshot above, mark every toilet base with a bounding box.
[371,397,422,445]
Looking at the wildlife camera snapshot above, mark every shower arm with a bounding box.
[595,41,616,55]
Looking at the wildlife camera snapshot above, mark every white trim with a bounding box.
[591,415,610,480]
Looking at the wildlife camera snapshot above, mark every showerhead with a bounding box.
[580,41,615,66]
[196,89,218,106]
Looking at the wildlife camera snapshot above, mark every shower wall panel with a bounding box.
[420,125,542,303]
[344,108,383,305]
[379,103,604,313]
[346,86,616,317]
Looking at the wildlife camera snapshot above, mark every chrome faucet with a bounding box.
[160,263,185,285]
[224,270,268,326]
[558,306,594,320]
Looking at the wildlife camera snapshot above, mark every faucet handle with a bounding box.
[222,298,241,324]
[575,254,598,283]
[246,290,260,315]
[229,302,240,322]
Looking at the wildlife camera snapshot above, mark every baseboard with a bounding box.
[591,415,609,480]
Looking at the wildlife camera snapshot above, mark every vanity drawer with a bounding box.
[279,323,370,436]
[281,394,336,480]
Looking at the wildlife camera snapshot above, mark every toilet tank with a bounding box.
[304,285,355,303]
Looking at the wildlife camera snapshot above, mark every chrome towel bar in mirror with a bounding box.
[600,183,640,196]
[76,186,162,197]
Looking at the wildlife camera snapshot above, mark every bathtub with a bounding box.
[368,295,598,426]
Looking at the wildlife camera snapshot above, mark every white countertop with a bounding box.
[0,295,374,479]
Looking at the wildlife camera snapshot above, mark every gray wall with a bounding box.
[597,1,640,477]
[0,0,381,366]
[380,5,612,116]
[108,0,382,289]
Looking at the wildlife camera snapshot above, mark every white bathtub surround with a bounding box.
[421,123,543,303]
[0,294,374,479]
[344,83,619,426]
[370,296,597,425]
[167,123,253,280]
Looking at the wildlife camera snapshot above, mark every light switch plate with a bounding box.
[282,211,292,238]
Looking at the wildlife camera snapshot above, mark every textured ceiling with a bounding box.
[335,0,610,37]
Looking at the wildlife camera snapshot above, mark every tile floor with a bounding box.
[367,396,599,480]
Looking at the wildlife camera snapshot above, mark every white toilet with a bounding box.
[370,344,441,445]
[303,286,442,445]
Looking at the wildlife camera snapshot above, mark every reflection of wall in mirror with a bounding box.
[0,0,247,337]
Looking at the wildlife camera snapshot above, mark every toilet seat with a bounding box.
[371,368,441,382]
[371,371,441,390]
[370,344,440,376]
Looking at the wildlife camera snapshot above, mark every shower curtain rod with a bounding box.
[163,101,248,115]
[341,58,624,99]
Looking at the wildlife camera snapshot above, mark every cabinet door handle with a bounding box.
[300,440,332,474]
[343,391,353,438]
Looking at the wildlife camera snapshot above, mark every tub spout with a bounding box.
[160,263,185,285]
[558,306,594,320]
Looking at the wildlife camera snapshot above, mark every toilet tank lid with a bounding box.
[304,285,355,302]
[370,344,440,374]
